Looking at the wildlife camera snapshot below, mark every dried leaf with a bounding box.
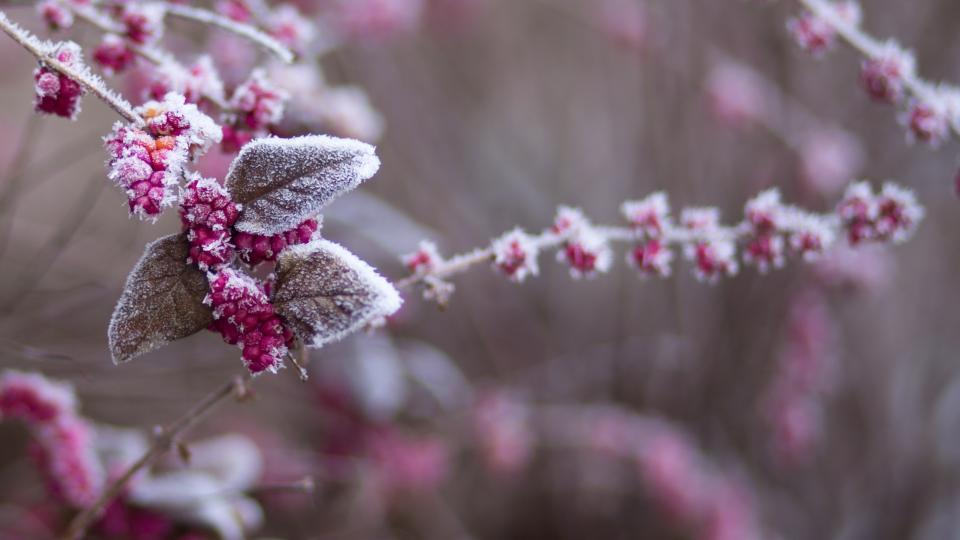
[273,240,402,348]
[225,135,380,236]
[108,234,213,364]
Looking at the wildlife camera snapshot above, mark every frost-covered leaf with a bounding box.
[225,135,380,235]
[108,234,213,364]
[273,239,402,348]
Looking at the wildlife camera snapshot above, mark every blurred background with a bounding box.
[2,0,960,538]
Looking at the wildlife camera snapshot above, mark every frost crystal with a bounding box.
[225,135,381,235]
[273,239,403,348]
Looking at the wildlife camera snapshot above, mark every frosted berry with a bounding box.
[621,192,670,238]
[627,238,673,278]
[205,269,294,374]
[38,0,74,30]
[234,218,319,266]
[401,239,442,274]
[860,43,915,104]
[93,34,135,76]
[490,228,539,282]
[34,43,85,119]
[180,175,241,271]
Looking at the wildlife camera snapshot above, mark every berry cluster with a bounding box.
[234,218,318,265]
[105,93,222,218]
[222,69,288,152]
[180,173,319,271]
[837,181,924,245]
[0,371,103,508]
[179,175,241,271]
[34,41,85,119]
[400,181,923,302]
[205,269,295,374]
[787,0,960,148]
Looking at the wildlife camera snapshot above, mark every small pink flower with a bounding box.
[787,2,861,56]
[836,181,877,244]
[905,97,950,146]
[33,43,85,119]
[265,5,316,54]
[874,182,923,243]
[558,227,613,279]
[38,0,74,30]
[860,42,915,104]
[490,228,539,282]
[121,3,165,45]
[229,69,288,131]
[621,192,670,238]
[627,239,673,278]
[686,240,738,282]
[402,239,443,274]
[93,34,135,76]
[787,215,835,261]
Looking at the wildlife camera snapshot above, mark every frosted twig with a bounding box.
[164,3,294,64]
[396,181,922,295]
[60,373,252,540]
[0,10,142,124]
[794,0,960,139]
[67,7,232,110]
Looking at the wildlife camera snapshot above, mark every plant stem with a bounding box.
[0,10,142,124]
[164,3,294,64]
[60,373,251,540]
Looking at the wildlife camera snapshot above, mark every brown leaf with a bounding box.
[225,135,380,236]
[272,240,402,348]
[108,234,213,364]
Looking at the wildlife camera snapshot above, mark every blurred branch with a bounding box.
[60,373,252,540]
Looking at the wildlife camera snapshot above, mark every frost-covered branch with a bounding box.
[397,181,923,305]
[60,373,252,540]
[0,10,141,123]
[787,0,960,146]
[164,3,294,64]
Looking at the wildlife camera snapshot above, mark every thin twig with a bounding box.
[0,10,142,124]
[164,3,294,64]
[0,113,41,262]
[69,7,232,110]
[60,373,252,540]
[394,220,759,291]
[796,0,960,138]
